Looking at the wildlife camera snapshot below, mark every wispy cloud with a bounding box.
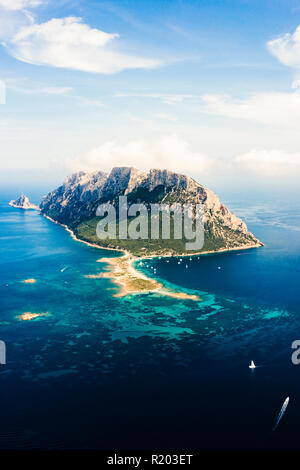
[235,149,300,177]
[74,96,103,107]
[3,16,162,74]
[155,112,177,122]
[66,134,212,175]
[34,86,72,95]
[0,0,42,10]
[0,1,35,40]
[8,81,72,95]
[66,135,300,181]
[115,92,195,105]
[267,25,300,69]
[198,91,300,129]
[7,78,105,106]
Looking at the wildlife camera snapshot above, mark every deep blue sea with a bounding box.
[1,194,300,449]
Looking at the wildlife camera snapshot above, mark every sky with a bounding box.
[1,0,300,196]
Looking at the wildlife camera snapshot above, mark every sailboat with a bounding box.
[249,360,256,369]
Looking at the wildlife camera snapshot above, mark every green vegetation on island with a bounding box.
[74,215,259,257]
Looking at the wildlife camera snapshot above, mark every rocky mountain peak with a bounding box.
[39,166,262,253]
[101,167,147,198]
[145,168,203,194]
[9,194,39,210]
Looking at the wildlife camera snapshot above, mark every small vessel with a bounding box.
[273,397,290,432]
[249,360,256,369]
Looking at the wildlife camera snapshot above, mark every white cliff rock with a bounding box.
[9,194,40,210]
[40,166,262,250]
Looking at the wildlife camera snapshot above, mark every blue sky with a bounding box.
[1,0,300,193]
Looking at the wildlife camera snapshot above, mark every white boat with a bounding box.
[249,360,256,369]
[273,397,290,431]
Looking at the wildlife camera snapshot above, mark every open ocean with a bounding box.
[1,193,300,449]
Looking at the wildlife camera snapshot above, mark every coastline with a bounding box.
[43,214,263,259]
[42,213,263,300]
[43,214,126,253]
[139,241,263,261]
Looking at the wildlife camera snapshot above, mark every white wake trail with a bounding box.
[272,397,289,432]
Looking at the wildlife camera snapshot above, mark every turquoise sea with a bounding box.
[1,193,300,449]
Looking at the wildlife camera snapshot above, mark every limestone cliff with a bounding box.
[9,194,40,210]
[40,167,262,255]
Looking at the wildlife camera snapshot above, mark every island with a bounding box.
[9,194,40,211]
[11,167,263,298]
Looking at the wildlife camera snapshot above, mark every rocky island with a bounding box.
[9,194,40,211]
[40,167,262,255]
[35,167,263,298]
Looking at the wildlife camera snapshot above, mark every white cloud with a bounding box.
[10,84,72,95]
[66,138,300,182]
[292,79,300,89]
[267,25,300,69]
[155,112,177,122]
[35,86,72,95]
[0,2,35,40]
[75,97,103,107]
[3,16,161,74]
[115,92,195,105]
[0,0,42,10]
[235,149,300,177]
[6,78,106,106]
[66,135,212,176]
[199,91,300,129]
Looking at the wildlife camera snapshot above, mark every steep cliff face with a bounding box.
[40,166,262,254]
[9,194,39,210]
[101,167,147,199]
[204,187,248,233]
[40,170,107,224]
[144,169,201,193]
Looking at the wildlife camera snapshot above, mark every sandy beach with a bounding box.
[85,255,200,300]
[18,312,47,321]
[43,213,261,300]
